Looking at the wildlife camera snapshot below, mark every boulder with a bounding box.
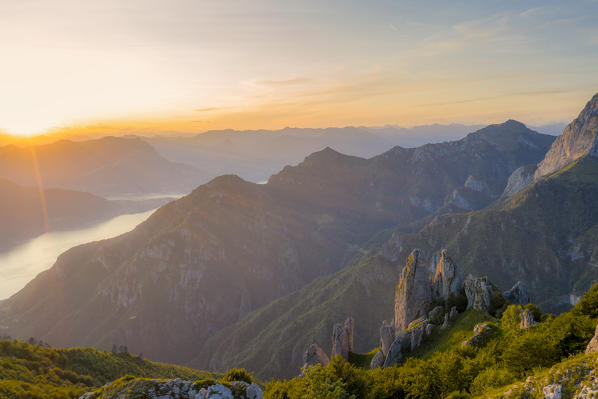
[543,384,562,399]
[394,249,432,332]
[201,384,234,399]
[370,350,385,369]
[461,323,496,348]
[428,305,445,325]
[449,306,458,320]
[441,312,450,329]
[585,324,598,354]
[520,308,537,329]
[331,317,354,360]
[303,343,330,369]
[383,331,409,368]
[245,383,263,399]
[463,275,494,311]
[379,320,395,357]
[504,281,531,305]
[431,250,462,300]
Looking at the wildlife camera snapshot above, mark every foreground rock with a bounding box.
[331,317,354,360]
[463,275,495,311]
[303,343,329,369]
[586,325,598,354]
[393,250,432,332]
[79,378,263,399]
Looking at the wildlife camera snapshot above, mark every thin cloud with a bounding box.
[251,77,313,87]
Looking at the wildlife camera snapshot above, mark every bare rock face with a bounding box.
[394,249,432,332]
[503,281,531,305]
[331,317,354,360]
[535,93,598,179]
[463,275,494,311]
[543,384,562,399]
[380,320,395,358]
[370,350,385,369]
[520,308,538,329]
[502,164,537,197]
[303,343,330,369]
[431,250,462,300]
[585,325,598,354]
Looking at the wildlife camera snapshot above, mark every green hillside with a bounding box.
[263,283,598,398]
[0,340,216,399]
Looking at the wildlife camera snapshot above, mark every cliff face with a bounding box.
[535,93,598,179]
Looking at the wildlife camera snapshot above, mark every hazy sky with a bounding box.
[1,0,597,136]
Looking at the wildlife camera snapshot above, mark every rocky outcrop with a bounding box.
[331,317,354,360]
[503,281,530,305]
[370,350,385,369]
[586,325,598,354]
[428,306,445,325]
[461,323,496,348]
[535,93,598,179]
[520,308,538,329]
[393,249,432,332]
[463,275,494,311]
[303,343,330,369]
[431,250,462,300]
[543,384,562,399]
[383,319,434,368]
[379,320,395,358]
[79,378,263,399]
[502,164,537,197]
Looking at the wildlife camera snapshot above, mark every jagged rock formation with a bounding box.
[520,308,538,329]
[586,325,598,354]
[303,343,329,369]
[79,379,263,399]
[383,320,434,368]
[370,350,385,369]
[393,250,432,332]
[502,164,537,197]
[503,281,531,305]
[461,323,497,348]
[431,250,462,299]
[463,275,495,311]
[331,317,354,360]
[536,93,598,179]
[379,320,395,358]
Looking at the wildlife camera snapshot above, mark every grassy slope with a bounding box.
[194,255,398,379]
[0,340,216,399]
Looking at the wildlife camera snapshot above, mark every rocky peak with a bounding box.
[431,250,462,300]
[393,249,432,332]
[331,317,354,360]
[535,93,598,179]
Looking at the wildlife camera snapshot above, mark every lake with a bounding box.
[0,208,157,300]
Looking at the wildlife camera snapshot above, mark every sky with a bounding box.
[1,0,597,136]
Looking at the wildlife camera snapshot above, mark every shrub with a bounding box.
[220,368,254,384]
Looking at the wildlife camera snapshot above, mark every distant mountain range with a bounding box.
[0,136,204,197]
[0,118,554,374]
[143,124,487,183]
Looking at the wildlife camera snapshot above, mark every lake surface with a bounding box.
[0,208,157,300]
